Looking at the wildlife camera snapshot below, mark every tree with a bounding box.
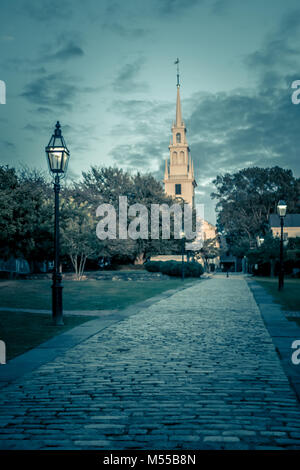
[78,166,182,265]
[0,166,19,259]
[211,166,300,256]
[286,237,300,272]
[246,233,282,277]
[194,237,220,271]
[60,194,100,280]
[0,166,53,268]
[17,168,53,268]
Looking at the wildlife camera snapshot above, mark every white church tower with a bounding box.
[164,59,197,207]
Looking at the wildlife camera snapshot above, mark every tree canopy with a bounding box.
[0,165,183,275]
[211,166,300,255]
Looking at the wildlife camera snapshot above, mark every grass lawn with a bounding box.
[0,278,194,311]
[0,311,94,360]
[0,278,197,360]
[254,277,300,312]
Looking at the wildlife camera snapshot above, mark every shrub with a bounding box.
[145,260,203,278]
[144,261,162,272]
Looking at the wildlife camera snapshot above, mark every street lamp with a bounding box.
[180,230,186,281]
[277,200,287,291]
[45,122,70,325]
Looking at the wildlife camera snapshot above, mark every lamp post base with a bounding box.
[278,216,284,291]
[278,274,284,291]
[52,274,64,326]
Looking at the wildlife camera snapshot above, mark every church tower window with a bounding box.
[175,183,181,195]
[176,132,181,143]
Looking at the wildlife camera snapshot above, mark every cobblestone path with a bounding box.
[0,277,300,450]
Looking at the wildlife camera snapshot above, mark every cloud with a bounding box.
[0,140,15,149]
[23,0,72,22]
[187,86,300,183]
[23,124,39,132]
[21,72,95,110]
[21,73,77,109]
[210,0,234,15]
[100,1,149,38]
[245,9,300,87]
[2,36,84,74]
[112,58,148,93]
[157,0,200,16]
[46,42,84,62]
[111,99,172,122]
[108,98,172,172]
[36,106,52,115]
[246,38,299,71]
[110,139,166,172]
[102,22,148,38]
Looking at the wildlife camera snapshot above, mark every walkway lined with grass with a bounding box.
[0,279,194,360]
[0,277,300,450]
[254,277,300,312]
[0,279,185,311]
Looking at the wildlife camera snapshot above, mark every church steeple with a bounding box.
[163,59,197,207]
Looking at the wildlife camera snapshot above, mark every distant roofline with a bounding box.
[269,213,300,228]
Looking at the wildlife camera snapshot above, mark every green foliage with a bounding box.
[145,260,204,277]
[246,234,300,276]
[287,237,300,250]
[246,233,285,276]
[211,166,300,256]
[194,237,220,271]
[144,261,162,272]
[0,166,53,263]
[286,238,300,264]
[0,166,19,259]
[60,193,100,280]
[78,166,183,263]
[0,164,186,276]
[246,234,281,264]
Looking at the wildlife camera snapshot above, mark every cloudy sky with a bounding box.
[0,0,300,223]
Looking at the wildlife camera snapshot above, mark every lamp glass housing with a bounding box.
[277,200,287,218]
[46,147,70,174]
[45,122,70,176]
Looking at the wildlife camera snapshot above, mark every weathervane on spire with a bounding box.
[174,58,180,87]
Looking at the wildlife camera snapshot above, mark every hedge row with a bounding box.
[144,260,204,278]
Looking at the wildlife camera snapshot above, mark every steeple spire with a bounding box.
[174,58,182,126]
[175,57,180,87]
[176,85,182,127]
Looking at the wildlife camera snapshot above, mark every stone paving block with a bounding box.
[203,436,240,443]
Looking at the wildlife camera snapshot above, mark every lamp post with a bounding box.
[180,230,185,281]
[277,200,287,291]
[45,122,70,325]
